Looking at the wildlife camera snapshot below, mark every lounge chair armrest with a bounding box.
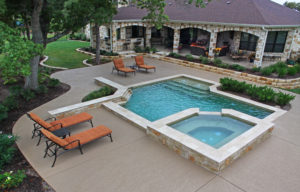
[45,117,57,121]
[63,139,81,148]
[47,123,63,130]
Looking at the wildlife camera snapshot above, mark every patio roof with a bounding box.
[113,0,300,26]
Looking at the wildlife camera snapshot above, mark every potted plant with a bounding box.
[249,53,255,63]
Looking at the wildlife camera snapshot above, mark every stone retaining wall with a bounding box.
[159,56,300,89]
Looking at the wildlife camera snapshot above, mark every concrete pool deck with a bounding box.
[13,57,300,192]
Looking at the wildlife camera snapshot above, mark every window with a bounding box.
[264,31,287,53]
[132,26,144,38]
[117,28,120,40]
[239,32,258,51]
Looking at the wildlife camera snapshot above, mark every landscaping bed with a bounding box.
[168,53,300,79]
[85,58,112,66]
[0,68,70,192]
[80,47,119,56]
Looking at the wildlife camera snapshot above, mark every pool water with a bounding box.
[124,77,272,121]
[170,115,253,148]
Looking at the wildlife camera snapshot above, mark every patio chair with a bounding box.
[134,56,156,72]
[27,112,93,145]
[41,125,113,167]
[112,58,135,76]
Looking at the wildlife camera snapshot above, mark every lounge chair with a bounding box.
[41,125,113,167]
[134,56,156,72]
[112,58,135,76]
[27,112,93,145]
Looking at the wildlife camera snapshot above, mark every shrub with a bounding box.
[36,85,49,94]
[274,61,287,69]
[150,47,157,53]
[47,78,61,88]
[20,89,36,101]
[277,67,288,78]
[0,170,26,190]
[0,134,17,169]
[144,47,151,53]
[261,67,273,76]
[38,72,50,84]
[217,63,230,69]
[201,57,209,64]
[9,85,23,97]
[251,67,261,73]
[230,64,245,72]
[219,78,295,106]
[169,52,180,58]
[185,54,193,61]
[0,104,8,122]
[134,46,143,53]
[213,58,222,65]
[287,67,297,76]
[294,64,300,73]
[275,92,295,106]
[2,96,19,111]
[82,86,115,102]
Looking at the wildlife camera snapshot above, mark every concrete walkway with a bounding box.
[13,58,300,192]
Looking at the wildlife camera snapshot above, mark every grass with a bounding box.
[44,36,91,69]
[287,88,300,94]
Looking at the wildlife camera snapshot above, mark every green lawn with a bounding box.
[44,37,90,69]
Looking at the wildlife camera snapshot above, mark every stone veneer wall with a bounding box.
[160,56,300,89]
[147,126,273,173]
[291,29,300,60]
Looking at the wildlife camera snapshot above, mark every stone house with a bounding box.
[88,0,300,67]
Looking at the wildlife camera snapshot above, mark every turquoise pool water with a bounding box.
[170,115,253,148]
[124,77,272,121]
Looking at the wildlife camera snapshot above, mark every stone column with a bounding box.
[283,30,295,60]
[233,31,241,51]
[111,24,118,52]
[173,28,180,53]
[121,27,126,40]
[290,29,300,60]
[145,26,152,48]
[208,31,217,58]
[254,31,268,67]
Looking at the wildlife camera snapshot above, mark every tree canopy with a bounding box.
[284,1,300,11]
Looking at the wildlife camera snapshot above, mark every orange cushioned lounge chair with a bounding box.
[27,112,93,145]
[134,56,156,72]
[112,58,135,76]
[41,125,112,167]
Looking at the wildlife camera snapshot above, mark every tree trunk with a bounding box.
[95,23,101,65]
[25,0,44,90]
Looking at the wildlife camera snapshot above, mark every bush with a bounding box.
[201,57,209,64]
[169,52,180,58]
[213,58,222,65]
[261,67,273,76]
[144,47,151,53]
[82,86,115,102]
[47,78,61,88]
[0,170,26,190]
[287,67,297,76]
[219,78,295,106]
[275,92,295,106]
[0,104,8,122]
[185,54,193,61]
[38,72,50,84]
[294,64,300,73]
[134,46,143,53]
[20,89,36,101]
[9,85,23,97]
[0,134,17,169]
[2,96,19,111]
[277,67,288,78]
[230,64,245,72]
[251,67,261,73]
[150,47,158,53]
[217,63,230,69]
[36,85,49,94]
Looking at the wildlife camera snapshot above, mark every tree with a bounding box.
[1,0,209,89]
[284,1,300,11]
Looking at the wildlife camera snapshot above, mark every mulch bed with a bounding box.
[1,77,70,192]
[167,55,300,79]
[86,58,112,66]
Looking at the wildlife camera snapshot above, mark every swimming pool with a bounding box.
[170,114,254,149]
[124,77,272,121]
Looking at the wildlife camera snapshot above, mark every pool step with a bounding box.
[163,81,209,96]
[172,79,210,91]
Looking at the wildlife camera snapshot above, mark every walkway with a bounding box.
[13,57,300,192]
